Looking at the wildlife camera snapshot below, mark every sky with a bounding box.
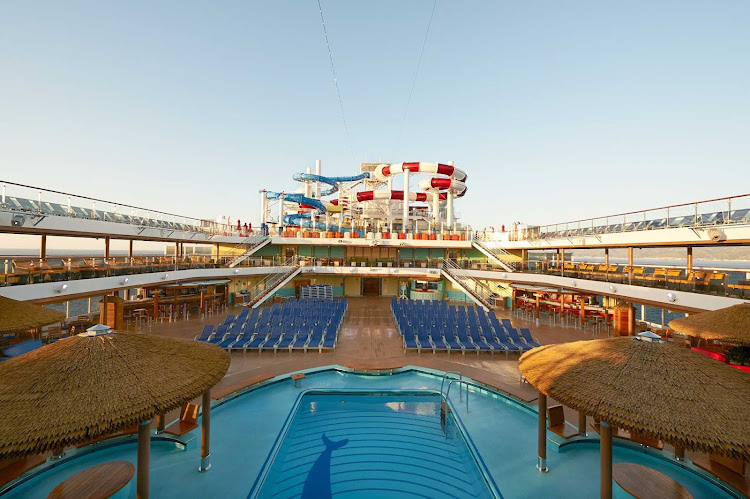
[1,0,749,239]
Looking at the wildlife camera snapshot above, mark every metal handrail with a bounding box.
[227,235,270,268]
[243,257,299,304]
[440,371,463,402]
[445,379,470,414]
[441,259,495,305]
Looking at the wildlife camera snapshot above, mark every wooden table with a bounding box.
[613,462,692,499]
[48,461,134,499]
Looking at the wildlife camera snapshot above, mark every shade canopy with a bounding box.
[518,337,750,460]
[0,296,65,334]
[0,328,230,459]
[669,304,750,346]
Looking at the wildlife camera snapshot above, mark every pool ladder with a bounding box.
[439,372,470,431]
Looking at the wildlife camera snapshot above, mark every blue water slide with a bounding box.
[291,172,369,197]
[265,192,327,214]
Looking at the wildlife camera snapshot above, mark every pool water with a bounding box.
[252,392,495,498]
[1,367,739,499]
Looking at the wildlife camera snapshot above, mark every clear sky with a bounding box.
[1,1,749,235]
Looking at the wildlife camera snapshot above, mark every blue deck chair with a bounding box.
[403,333,418,351]
[260,326,283,351]
[457,331,479,354]
[306,329,324,353]
[218,332,242,349]
[443,334,463,354]
[519,328,541,348]
[229,331,254,351]
[194,325,214,341]
[275,328,296,352]
[291,328,311,350]
[246,327,270,352]
[416,330,434,353]
[482,335,507,354]
[321,331,337,351]
[206,325,228,344]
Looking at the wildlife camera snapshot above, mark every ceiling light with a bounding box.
[121,278,129,285]
[666,292,677,303]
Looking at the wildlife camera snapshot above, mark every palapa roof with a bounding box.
[669,304,750,345]
[0,296,65,334]
[518,337,750,460]
[0,329,230,459]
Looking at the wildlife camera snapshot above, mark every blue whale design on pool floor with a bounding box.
[301,433,349,499]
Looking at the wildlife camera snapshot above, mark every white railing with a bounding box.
[0,179,249,237]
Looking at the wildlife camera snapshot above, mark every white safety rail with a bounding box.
[535,193,750,239]
[0,180,240,237]
[227,235,271,268]
[244,257,301,308]
[473,236,518,272]
[440,258,494,311]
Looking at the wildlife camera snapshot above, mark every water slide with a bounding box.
[356,162,468,201]
[267,172,369,231]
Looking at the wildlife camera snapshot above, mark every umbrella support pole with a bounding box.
[537,391,548,472]
[600,422,612,499]
[199,390,211,472]
[137,419,151,499]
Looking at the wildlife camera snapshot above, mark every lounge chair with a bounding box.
[194,325,214,341]
[519,328,541,348]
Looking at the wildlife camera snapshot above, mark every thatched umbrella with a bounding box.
[0,296,65,335]
[0,326,230,498]
[669,303,750,346]
[518,335,750,499]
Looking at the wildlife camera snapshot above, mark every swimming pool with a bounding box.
[250,390,498,498]
[1,366,741,498]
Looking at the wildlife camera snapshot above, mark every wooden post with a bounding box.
[153,292,158,320]
[199,390,211,472]
[580,300,585,326]
[674,445,685,461]
[40,234,47,259]
[200,290,205,315]
[600,422,613,499]
[537,391,548,472]
[128,240,134,259]
[560,249,565,277]
[101,295,108,324]
[156,413,165,434]
[687,247,693,273]
[604,248,609,267]
[578,411,587,435]
[105,237,110,259]
[511,288,517,311]
[627,304,634,335]
[137,420,151,499]
[535,293,540,319]
[627,247,633,284]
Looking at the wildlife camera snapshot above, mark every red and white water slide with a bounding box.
[355,162,468,230]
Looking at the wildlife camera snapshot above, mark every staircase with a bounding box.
[472,237,518,272]
[227,235,271,268]
[245,258,302,308]
[440,259,495,311]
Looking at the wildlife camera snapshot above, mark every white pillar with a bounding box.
[446,160,454,230]
[432,191,439,226]
[402,169,410,233]
[305,167,312,198]
[325,212,330,231]
[278,193,285,232]
[259,191,267,225]
[315,159,322,199]
[387,177,393,233]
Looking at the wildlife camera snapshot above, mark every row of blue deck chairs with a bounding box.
[392,299,540,355]
[195,298,347,353]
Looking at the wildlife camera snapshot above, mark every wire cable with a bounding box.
[397,0,438,154]
[317,0,354,159]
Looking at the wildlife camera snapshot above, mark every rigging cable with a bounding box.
[317,0,354,159]
[398,0,439,151]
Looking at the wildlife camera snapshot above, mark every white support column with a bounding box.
[387,177,393,233]
[278,193,285,232]
[259,190,267,225]
[446,160,454,231]
[304,167,312,198]
[325,212,330,232]
[315,159,322,199]
[402,169,410,233]
[432,191,439,226]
